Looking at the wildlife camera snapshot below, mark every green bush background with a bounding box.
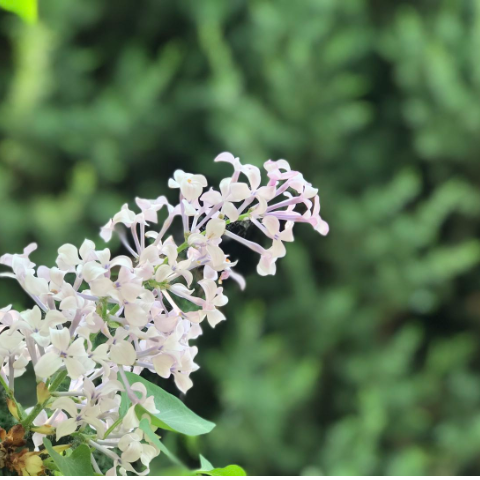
[1,0,480,475]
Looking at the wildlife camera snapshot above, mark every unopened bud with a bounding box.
[37,382,50,404]
[31,424,55,435]
[52,444,71,454]
[6,398,20,420]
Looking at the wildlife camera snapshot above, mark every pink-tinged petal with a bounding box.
[49,267,66,287]
[257,255,277,276]
[198,278,217,301]
[184,311,206,323]
[264,159,291,172]
[34,352,63,379]
[182,182,202,202]
[154,314,179,333]
[201,189,222,206]
[121,443,143,464]
[168,179,180,189]
[153,354,175,378]
[121,283,143,303]
[65,358,86,379]
[155,265,173,283]
[192,174,208,187]
[51,397,79,417]
[161,244,178,263]
[256,185,276,201]
[206,309,226,328]
[270,240,286,258]
[55,418,78,441]
[169,283,195,297]
[173,170,186,183]
[262,216,280,237]
[44,310,66,327]
[90,276,114,297]
[182,199,197,216]
[252,196,268,215]
[125,304,149,327]
[57,244,81,268]
[59,295,78,311]
[50,327,71,351]
[304,185,318,198]
[241,164,261,190]
[85,416,106,438]
[139,245,160,265]
[315,219,329,236]
[111,341,136,366]
[227,270,246,290]
[110,255,133,269]
[215,152,241,170]
[179,269,193,287]
[20,305,41,326]
[79,239,96,261]
[205,218,226,239]
[173,372,193,393]
[67,338,87,357]
[221,201,239,222]
[206,245,226,271]
[219,177,232,198]
[227,182,250,202]
[81,261,107,282]
[203,264,217,281]
[188,233,207,246]
[280,224,295,242]
[100,219,114,242]
[24,274,49,296]
[213,291,228,307]
[113,205,136,227]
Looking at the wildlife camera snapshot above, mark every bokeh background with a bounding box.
[1,0,480,475]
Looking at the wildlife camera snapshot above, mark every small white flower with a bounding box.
[198,279,228,328]
[18,306,65,347]
[0,330,26,368]
[35,328,92,379]
[52,397,106,440]
[168,170,207,202]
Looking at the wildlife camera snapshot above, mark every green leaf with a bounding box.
[43,438,95,476]
[122,372,215,436]
[139,418,184,468]
[200,454,215,471]
[196,465,247,476]
[0,0,37,23]
[195,453,247,476]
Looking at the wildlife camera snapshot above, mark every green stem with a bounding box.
[102,417,122,440]
[0,374,11,395]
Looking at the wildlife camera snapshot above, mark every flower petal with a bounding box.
[34,352,63,379]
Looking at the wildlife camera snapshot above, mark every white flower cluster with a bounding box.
[0,153,328,475]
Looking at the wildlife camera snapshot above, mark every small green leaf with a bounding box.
[195,451,247,476]
[196,465,247,476]
[200,454,215,471]
[43,438,95,476]
[0,0,37,23]
[123,372,215,436]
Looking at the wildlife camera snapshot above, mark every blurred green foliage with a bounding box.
[1,0,480,475]
[0,0,37,24]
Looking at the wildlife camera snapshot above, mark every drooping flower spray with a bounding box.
[0,153,328,476]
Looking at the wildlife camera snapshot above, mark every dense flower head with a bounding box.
[0,153,328,475]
